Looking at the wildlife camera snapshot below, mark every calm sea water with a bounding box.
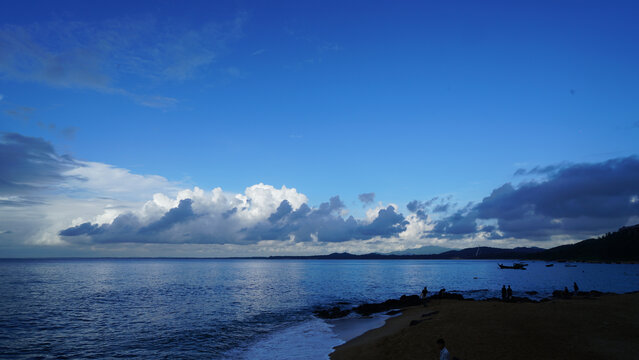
[1,259,638,359]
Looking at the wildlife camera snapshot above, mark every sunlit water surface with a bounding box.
[1,259,638,359]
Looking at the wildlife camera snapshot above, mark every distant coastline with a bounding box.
[3,224,637,262]
[277,223,639,262]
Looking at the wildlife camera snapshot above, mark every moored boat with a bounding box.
[498,263,527,270]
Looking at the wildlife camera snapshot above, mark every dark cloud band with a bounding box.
[425,156,639,240]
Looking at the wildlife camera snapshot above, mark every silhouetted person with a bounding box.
[439,288,446,297]
[573,282,579,293]
[501,285,507,300]
[564,286,570,296]
[437,338,450,360]
[421,286,429,306]
[507,285,512,300]
[421,286,429,299]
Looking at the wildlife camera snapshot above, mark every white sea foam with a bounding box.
[328,313,394,342]
[229,317,341,360]
[230,313,394,360]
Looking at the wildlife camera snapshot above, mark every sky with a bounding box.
[1,0,638,257]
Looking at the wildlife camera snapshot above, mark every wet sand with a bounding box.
[330,292,639,360]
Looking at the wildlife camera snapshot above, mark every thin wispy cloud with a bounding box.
[1,99,78,139]
[283,27,341,67]
[0,13,246,108]
[3,106,35,121]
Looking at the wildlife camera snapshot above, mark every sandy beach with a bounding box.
[330,292,639,360]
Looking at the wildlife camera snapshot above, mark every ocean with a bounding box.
[1,259,638,359]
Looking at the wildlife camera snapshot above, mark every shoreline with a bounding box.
[328,292,639,359]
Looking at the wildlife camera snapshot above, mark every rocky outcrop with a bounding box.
[353,295,422,316]
[314,306,352,319]
[316,292,471,319]
[315,289,615,320]
[552,289,608,299]
[427,291,465,300]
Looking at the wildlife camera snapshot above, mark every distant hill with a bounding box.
[535,224,639,262]
[266,224,639,262]
[268,246,544,260]
[389,245,452,255]
[436,246,544,259]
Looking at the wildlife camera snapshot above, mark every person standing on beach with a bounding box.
[421,286,429,299]
[421,286,429,306]
[437,338,450,360]
[507,285,513,300]
[573,282,579,293]
[501,285,507,300]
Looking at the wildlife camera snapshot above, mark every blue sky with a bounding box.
[1,1,638,256]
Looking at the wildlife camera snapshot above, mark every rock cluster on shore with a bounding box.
[314,288,616,320]
[314,306,352,319]
[352,295,422,316]
[314,291,467,319]
[551,289,606,299]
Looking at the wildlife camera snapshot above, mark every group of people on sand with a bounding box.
[564,282,579,295]
[426,282,581,303]
[504,282,580,300]
[420,286,450,298]
[501,285,513,300]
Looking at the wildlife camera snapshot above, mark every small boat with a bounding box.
[499,263,527,270]
[545,264,554,267]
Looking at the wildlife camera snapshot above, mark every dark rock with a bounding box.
[353,294,422,316]
[314,306,351,319]
[428,291,465,300]
[409,319,423,326]
[552,290,573,299]
[552,289,611,300]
